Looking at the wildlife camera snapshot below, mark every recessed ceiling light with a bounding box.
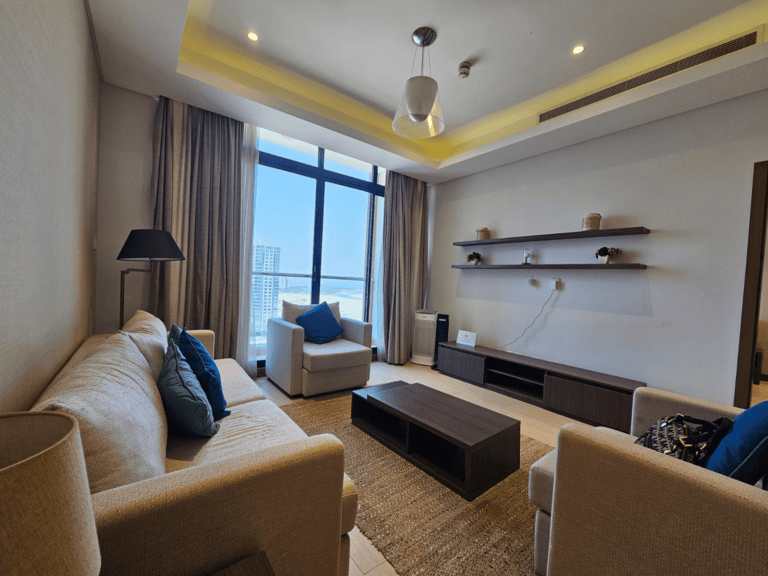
[247,31,259,42]
[572,44,585,55]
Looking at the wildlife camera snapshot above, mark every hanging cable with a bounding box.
[410,46,418,78]
[503,289,556,348]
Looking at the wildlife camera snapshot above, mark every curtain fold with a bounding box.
[382,171,429,365]
[148,96,247,360]
[237,123,258,373]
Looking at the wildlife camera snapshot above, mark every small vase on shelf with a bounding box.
[595,247,621,264]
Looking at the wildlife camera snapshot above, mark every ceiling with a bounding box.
[87,0,768,184]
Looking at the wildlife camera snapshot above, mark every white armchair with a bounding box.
[266,302,372,397]
[528,387,768,575]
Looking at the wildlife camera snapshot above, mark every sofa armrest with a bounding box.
[340,318,372,348]
[631,387,744,436]
[547,424,768,576]
[166,329,216,358]
[93,435,345,576]
[266,319,304,396]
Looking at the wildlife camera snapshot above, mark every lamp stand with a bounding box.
[119,266,152,328]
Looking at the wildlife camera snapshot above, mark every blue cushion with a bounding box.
[705,401,768,484]
[177,328,230,421]
[295,302,345,344]
[157,342,219,438]
[168,324,182,344]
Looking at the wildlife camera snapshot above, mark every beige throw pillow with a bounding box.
[121,310,167,381]
[33,332,168,494]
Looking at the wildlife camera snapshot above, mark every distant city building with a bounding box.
[251,244,281,342]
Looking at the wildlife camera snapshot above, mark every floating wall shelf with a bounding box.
[453,226,650,247]
[452,264,647,270]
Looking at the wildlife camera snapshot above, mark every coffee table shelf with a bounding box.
[352,381,520,500]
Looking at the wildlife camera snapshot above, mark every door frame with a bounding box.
[734,161,768,408]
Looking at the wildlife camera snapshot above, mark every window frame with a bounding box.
[255,147,385,323]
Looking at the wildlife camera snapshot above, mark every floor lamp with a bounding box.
[117,229,185,327]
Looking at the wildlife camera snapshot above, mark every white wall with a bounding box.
[427,89,768,406]
[94,84,157,333]
[0,0,101,410]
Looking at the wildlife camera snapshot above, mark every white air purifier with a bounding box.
[411,309,438,365]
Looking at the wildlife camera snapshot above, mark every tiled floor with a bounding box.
[255,360,572,576]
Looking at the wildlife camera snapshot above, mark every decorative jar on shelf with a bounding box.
[476,227,490,240]
[581,213,602,231]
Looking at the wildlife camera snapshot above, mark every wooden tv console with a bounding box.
[437,342,646,432]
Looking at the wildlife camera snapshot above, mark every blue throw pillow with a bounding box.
[705,401,768,485]
[168,324,182,344]
[295,302,345,344]
[177,328,230,421]
[157,341,219,438]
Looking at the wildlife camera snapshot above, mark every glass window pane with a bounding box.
[251,166,316,354]
[257,128,318,166]
[321,184,368,278]
[320,184,369,321]
[320,280,364,321]
[325,149,373,181]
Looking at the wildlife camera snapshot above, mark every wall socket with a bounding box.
[550,278,560,290]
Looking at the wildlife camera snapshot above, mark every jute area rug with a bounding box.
[281,391,553,576]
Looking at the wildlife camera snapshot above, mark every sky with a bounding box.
[252,138,381,282]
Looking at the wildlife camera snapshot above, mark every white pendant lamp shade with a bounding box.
[392,26,445,139]
[392,76,445,139]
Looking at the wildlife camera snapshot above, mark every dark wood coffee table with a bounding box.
[351,381,520,500]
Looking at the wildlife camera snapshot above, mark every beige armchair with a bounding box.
[266,302,372,397]
[528,387,768,576]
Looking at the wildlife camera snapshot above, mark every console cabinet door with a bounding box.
[544,375,632,432]
[438,347,484,385]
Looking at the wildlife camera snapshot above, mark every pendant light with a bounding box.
[392,27,445,139]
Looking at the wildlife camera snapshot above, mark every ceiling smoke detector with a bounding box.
[458,61,471,78]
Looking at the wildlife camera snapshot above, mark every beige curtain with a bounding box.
[148,97,246,359]
[382,171,429,364]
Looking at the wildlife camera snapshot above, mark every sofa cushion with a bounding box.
[296,302,345,344]
[165,399,308,472]
[177,328,231,421]
[32,332,167,494]
[157,342,219,438]
[122,310,168,380]
[283,301,341,325]
[705,401,768,484]
[216,359,266,406]
[302,338,371,372]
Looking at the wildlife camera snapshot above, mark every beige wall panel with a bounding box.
[0,0,100,410]
[427,90,768,406]
[94,84,157,334]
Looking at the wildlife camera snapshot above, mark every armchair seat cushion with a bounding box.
[165,399,308,472]
[303,338,372,372]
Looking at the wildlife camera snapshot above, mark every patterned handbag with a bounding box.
[635,414,733,465]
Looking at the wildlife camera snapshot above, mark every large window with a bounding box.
[249,129,386,357]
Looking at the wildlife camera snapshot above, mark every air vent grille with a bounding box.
[539,31,758,123]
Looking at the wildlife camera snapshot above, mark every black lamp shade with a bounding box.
[117,230,185,261]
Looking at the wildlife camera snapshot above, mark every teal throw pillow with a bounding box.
[705,401,768,485]
[157,341,219,438]
[295,302,344,344]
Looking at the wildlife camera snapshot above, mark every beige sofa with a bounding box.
[528,387,768,575]
[31,312,358,576]
[266,302,372,397]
